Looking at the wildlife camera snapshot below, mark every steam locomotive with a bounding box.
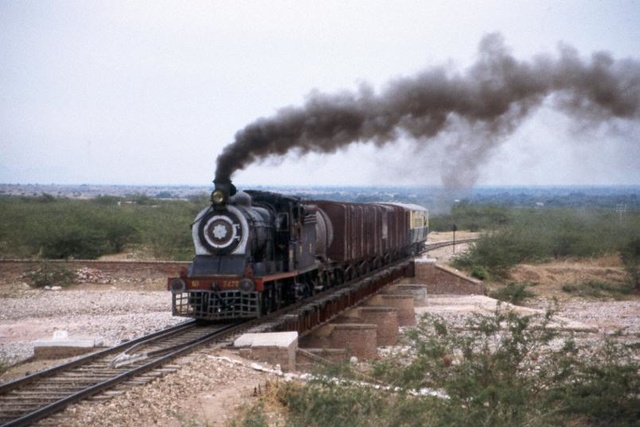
[168,179,428,321]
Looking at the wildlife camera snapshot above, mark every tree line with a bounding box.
[1,194,639,292]
[0,194,207,261]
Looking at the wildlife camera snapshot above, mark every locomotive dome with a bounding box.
[231,191,251,207]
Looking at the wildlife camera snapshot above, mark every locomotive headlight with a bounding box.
[211,189,226,205]
[238,278,256,294]
[170,278,187,294]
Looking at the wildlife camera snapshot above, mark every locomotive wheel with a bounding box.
[322,271,331,290]
[335,269,345,286]
[263,282,284,314]
[345,266,355,281]
[365,261,372,274]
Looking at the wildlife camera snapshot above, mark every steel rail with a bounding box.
[0,320,196,395]
[0,321,244,427]
[423,238,477,252]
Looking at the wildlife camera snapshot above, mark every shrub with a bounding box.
[227,403,270,427]
[620,237,640,292]
[234,309,640,427]
[275,375,432,427]
[0,195,202,260]
[372,309,564,427]
[379,309,640,426]
[23,262,74,287]
[489,281,536,305]
[39,226,107,259]
[553,336,640,423]
[452,230,545,278]
[469,265,489,280]
[102,220,138,253]
[141,208,194,260]
[452,207,640,278]
[561,280,634,299]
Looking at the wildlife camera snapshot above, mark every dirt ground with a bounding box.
[509,254,628,300]
[427,231,631,300]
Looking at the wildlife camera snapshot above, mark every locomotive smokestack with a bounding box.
[211,178,237,207]
[214,33,640,186]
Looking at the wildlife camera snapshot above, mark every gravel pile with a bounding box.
[530,298,640,335]
[74,267,113,284]
[0,287,186,366]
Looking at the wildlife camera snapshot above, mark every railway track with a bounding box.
[423,238,476,252]
[0,239,472,426]
[0,321,246,427]
[0,260,416,426]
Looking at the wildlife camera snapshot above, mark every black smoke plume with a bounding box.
[215,34,640,184]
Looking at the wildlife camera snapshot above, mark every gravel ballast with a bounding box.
[0,287,186,366]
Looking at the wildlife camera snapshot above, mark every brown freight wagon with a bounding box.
[313,201,409,272]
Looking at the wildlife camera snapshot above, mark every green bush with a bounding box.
[469,265,489,280]
[0,195,203,260]
[227,403,270,427]
[489,281,536,305]
[139,202,197,260]
[395,311,640,426]
[561,280,634,299]
[235,309,640,427]
[275,375,433,427]
[23,262,74,287]
[452,207,640,278]
[102,220,138,253]
[39,226,107,259]
[556,337,640,423]
[620,237,640,292]
[371,310,563,427]
[430,203,511,232]
[452,229,547,278]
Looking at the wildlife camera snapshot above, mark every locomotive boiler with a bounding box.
[168,179,428,321]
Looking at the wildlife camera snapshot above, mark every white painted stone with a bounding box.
[33,330,103,348]
[234,331,298,348]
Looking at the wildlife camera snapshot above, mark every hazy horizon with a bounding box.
[2,182,638,190]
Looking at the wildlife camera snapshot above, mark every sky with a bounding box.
[1,0,640,189]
